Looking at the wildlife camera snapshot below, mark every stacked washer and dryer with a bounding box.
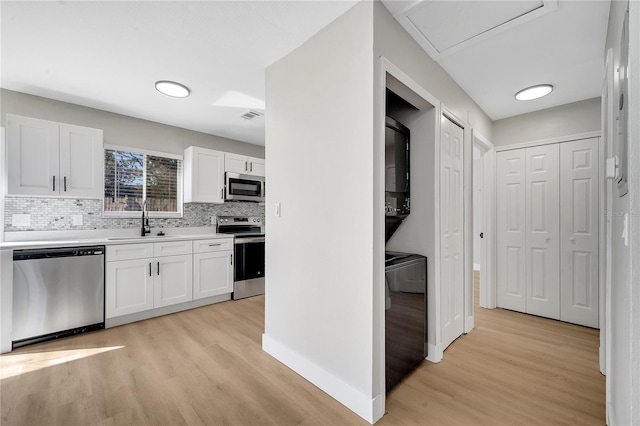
[384,115,427,392]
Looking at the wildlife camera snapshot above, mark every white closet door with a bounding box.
[560,138,599,327]
[440,115,465,351]
[496,149,526,312]
[525,144,560,319]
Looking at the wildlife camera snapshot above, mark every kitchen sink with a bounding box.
[107,235,184,241]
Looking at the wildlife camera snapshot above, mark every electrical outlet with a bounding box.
[12,214,31,227]
[211,216,217,225]
[274,203,281,217]
[72,214,83,226]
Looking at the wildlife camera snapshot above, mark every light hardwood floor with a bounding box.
[1,274,604,425]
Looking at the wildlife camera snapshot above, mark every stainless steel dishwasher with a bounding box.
[12,246,105,348]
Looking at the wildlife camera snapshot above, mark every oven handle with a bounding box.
[235,236,265,244]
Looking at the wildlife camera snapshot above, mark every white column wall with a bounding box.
[263,1,378,423]
[604,1,640,424]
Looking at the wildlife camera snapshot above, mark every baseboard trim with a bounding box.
[426,343,442,363]
[106,293,231,328]
[262,333,379,424]
[465,315,475,333]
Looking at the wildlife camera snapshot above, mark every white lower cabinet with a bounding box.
[106,257,155,317]
[106,238,233,321]
[193,238,233,299]
[154,254,193,308]
[106,241,193,319]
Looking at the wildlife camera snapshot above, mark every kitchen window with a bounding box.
[104,146,183,218]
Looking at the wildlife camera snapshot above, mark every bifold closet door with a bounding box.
[496,149,526,312]
[440,115,465,351]
[560,138,599,327]
[524,144,560,320]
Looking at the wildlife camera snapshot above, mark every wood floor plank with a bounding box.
[1,275,604,426]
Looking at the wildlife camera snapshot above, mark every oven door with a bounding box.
[225,172,264,202]
[234,236,265,281]
[233,236,265,299]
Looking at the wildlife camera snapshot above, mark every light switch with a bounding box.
[606,156,618,179]
[72,214,83,226]
[12,214,31,227]
[274,202,281,217]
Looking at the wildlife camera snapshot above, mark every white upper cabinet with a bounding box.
[7,114,103,198]
[184,146,225,203]
[224,152,265,177]
[59,123,104,198]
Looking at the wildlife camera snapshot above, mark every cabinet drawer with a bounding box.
[193,238,233,253]
[107,243,154,261]
[154,240,192,257]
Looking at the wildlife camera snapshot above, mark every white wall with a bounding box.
[492,97,601,147]
[604,0,640,424]
[0,89,264,158]
[263,1,378,423]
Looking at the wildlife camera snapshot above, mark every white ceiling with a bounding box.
[1,1,611,146]
[382,0,611,120]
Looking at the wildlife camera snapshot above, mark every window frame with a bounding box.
[103,144,183,219]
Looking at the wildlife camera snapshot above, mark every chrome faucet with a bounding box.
[141,199,151,236]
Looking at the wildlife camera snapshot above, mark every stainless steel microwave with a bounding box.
[225,172,265,202]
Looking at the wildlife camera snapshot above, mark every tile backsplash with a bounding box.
[4,197,264,232]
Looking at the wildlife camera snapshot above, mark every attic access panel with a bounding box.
[398,0,557,58]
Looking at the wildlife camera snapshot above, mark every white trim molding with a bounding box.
[494,131,601,152]
[262,333,380,424]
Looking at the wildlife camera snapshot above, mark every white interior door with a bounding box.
[525,144,560,319]
[496,149,526,312]
[440,115,464,350]
[560,138,599,327]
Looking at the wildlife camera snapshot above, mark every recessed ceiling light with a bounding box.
[155,80,190,98]
[515,84,553,101]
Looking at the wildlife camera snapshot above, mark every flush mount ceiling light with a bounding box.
[155,80,190,98]
[515,84,553,101]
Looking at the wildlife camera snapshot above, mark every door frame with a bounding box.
[472,131,496,309]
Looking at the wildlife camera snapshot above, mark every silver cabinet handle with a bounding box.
[63,176,67,192]
[157,261,160,275]
[250,162,253,172]
[221,188,224,199]
[52,176,56,191]
[231,254,233,265]
[209,243,222,247]
[149,262,152,277]
[244,161,248,171]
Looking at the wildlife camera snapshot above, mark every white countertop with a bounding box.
[0,227,233,250]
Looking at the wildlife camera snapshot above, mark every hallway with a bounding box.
[380,272,605,425]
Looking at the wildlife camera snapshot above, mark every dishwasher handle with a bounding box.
[13,246,105,261]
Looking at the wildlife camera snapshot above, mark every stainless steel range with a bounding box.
[217,216,265,299]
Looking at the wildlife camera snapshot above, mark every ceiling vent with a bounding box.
[239,109,264,120]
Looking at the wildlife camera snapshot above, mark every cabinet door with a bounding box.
[106,258,154,318]
[560,138,599,327]
[224,152,250,174]
[193,251,233,299]
[7,114,60,196]
[525,144,560,319]
[184,147,224,203]
[59,123,103,198]
[154,254,193,308]
[248,157,265,177]
[496,149,526,312]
